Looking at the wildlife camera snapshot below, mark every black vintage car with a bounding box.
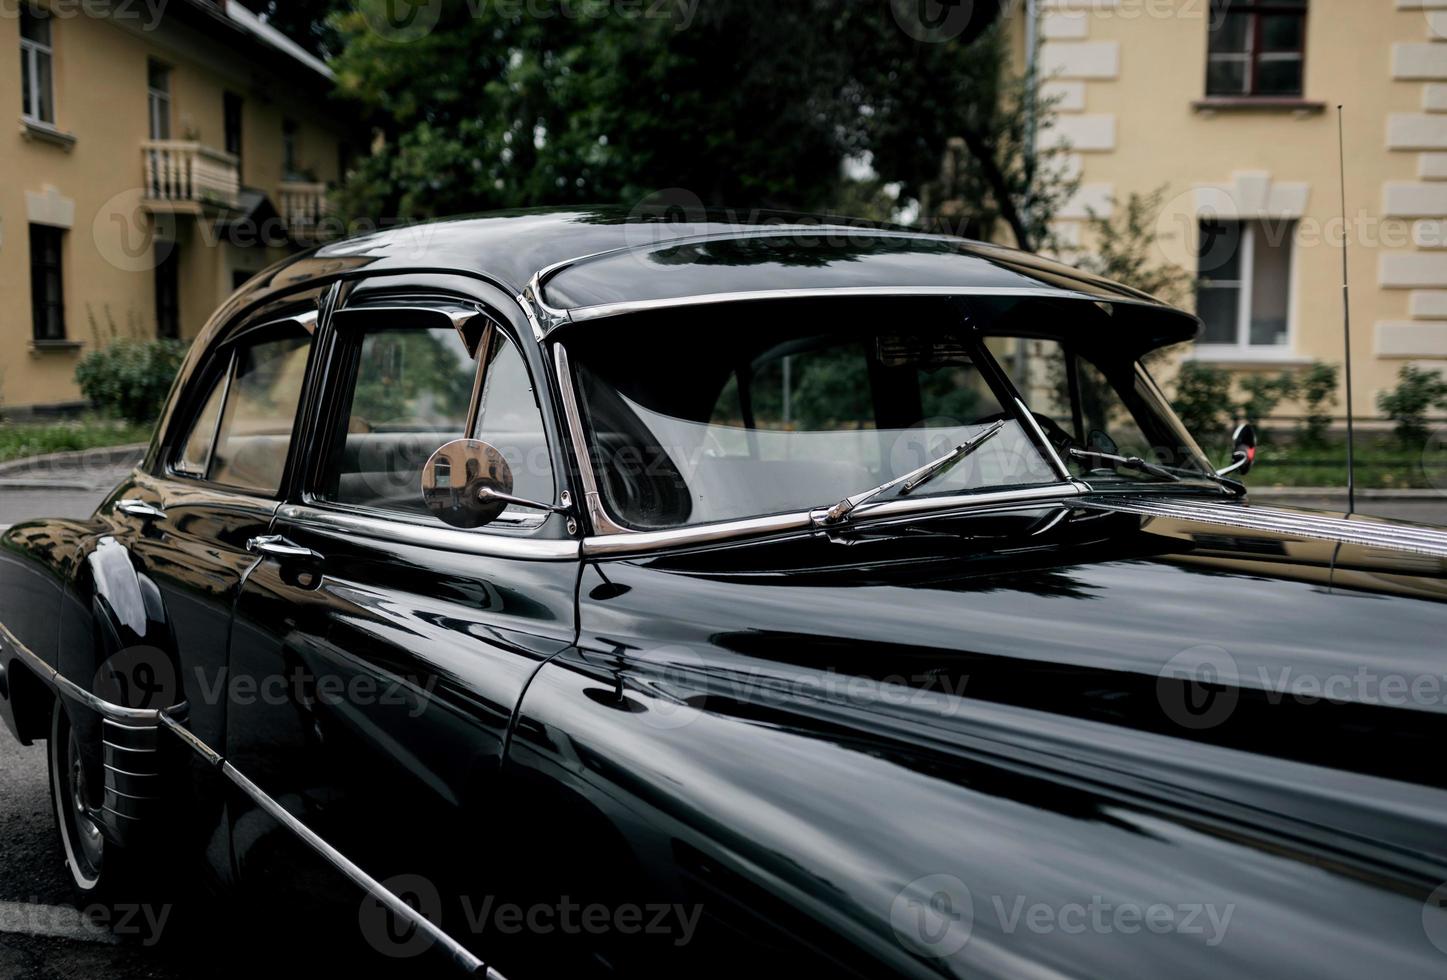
[2,208,1447,978]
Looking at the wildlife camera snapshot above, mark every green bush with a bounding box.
[75,339,188,425]
[1237,372,1296,429]
[1294,362,1339,448]
[1173,363,1234,451]
[1376,365,1447,447]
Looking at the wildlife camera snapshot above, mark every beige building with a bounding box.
[1010,0,1447,418]
[2,0,354,413]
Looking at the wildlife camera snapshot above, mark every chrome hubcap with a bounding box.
[67,733,105,873]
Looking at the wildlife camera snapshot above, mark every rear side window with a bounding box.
[171,326,312,495]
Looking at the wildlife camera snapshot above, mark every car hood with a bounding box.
[558,497,1447,978]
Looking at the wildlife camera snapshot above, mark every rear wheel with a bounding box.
[46,700,171,924]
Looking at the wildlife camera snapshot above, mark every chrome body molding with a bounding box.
[560,285,1116,326]
[0,620,184,725]
[1077,495,1447,559]
[0,619,499,975]
[155,710,496,977]
[582,484,1083,557]
[277,504,580,561]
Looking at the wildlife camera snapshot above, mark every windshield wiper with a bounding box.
[813,420,1007,527]
[1068,447,1182,482]
[1069,447,1240,492]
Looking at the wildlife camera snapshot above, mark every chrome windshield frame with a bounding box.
[544,295,1087,551]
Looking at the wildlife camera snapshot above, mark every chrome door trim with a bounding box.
[277,504,580,561]
[582,484,1082,557]
[155,711,501,977]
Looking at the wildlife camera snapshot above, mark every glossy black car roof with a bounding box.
[224,207,1201,347]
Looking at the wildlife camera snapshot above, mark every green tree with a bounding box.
[1079,187,1193,305]
[329,0,1012,221]
[235,0,345,56]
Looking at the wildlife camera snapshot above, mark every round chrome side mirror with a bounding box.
[1218,422,1257,477]
[421,439,515,529]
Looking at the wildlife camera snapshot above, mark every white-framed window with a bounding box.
[1195,218,1295,351]
[147,59,171,140]
[20,5,55,124]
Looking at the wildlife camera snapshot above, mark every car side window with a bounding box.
[171,326,312,495]
[319,313,554,529]
[321,320,476,518]
[475,327,555,510]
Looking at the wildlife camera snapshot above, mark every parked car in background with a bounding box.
[2,209,1446,978]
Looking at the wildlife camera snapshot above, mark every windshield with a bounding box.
[566,299,1062,530]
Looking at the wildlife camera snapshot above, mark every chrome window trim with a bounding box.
[551,301,1080,543]
[314,297,559,534]
[278,503,580,561]
[551,343,631,536]
[581,484,1083,557]
[518,286,550,341]
[1016,396,1072,482]
[556,286,1145,327]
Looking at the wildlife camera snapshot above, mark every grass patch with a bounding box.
[0,418,153,465]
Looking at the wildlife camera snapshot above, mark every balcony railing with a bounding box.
[142,141,240,211]
[280,180,333,241]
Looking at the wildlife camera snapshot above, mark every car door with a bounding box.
[103,306,320,877]
[225,287,580,967]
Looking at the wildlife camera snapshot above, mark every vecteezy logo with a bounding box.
[1423,882,1447,956]
[360,874,443,960]
[891,874,974,958]
[92,646,179,712]
[889,0,976,43]
[355,0,443,44]
[1157,644,1240,731]
[93,188,176,273]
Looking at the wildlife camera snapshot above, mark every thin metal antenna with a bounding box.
[1337,105,1358,517]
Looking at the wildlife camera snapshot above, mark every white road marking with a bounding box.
[0,901,120,945]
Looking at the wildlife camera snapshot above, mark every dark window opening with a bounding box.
[1206,0,1307,98]
[29,224,65,342]
[282,118,299,178]
[155,241,180,339]
[224,92,243,172]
